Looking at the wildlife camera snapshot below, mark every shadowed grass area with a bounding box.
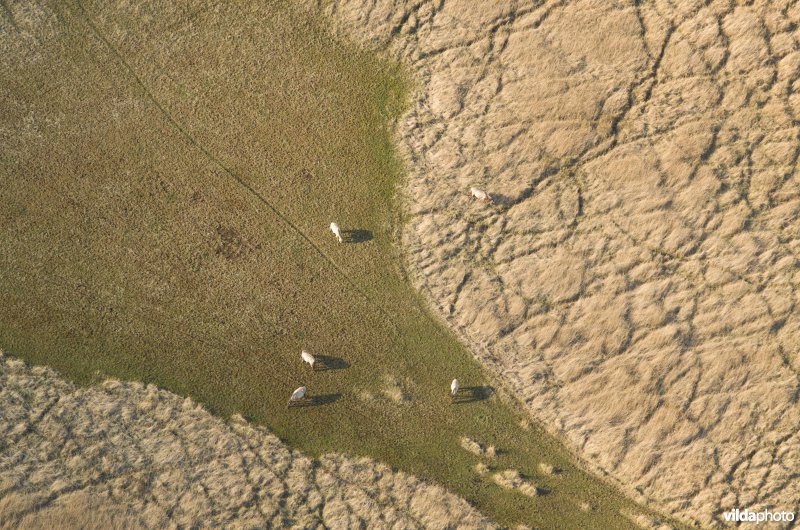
[0,1,681,527]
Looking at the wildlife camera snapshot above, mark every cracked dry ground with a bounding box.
[0,356,493,530]
[320,0,800,526]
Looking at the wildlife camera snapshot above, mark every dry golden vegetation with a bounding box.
[492,469,541,498]
[0,354,494,530]
[0,0,675,528]
[318,0,800,526]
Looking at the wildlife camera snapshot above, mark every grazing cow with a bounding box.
[330,222,343,243]
[470,187,492,203]
[301,350,316,370]
[451,379,460,399]
[469,188,492,202]
[288,386,307,407]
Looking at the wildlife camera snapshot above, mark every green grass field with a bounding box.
[0,1,680,527]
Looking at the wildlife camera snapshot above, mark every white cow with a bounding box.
[288,386,307,407]
[330,222,343,243]
[451,379,460,399]
[470,187,492,203]
[301,350,316,370]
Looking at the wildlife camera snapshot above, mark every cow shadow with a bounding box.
[315,355,350,371]
[487,193,513,206]
[290,393,341,408]
[453,385,495,404]
[309,393,341,406]
[344,229,372,243]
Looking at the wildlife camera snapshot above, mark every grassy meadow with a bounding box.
[0,1,679,527]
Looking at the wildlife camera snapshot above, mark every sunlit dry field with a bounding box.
[321,0,800,527]
[0,355,494,530]
[0,0,681,528]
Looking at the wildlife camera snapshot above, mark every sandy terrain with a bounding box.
[312,0,800,526]
[0,353,493,529]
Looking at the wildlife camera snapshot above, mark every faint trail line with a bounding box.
[72,0,399,335]
[0,0,19,31]
[37,2,453,449]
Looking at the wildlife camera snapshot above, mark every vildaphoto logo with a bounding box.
[723,508,796,523]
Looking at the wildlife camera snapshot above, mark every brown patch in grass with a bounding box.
[539,462,560,476]
[214,225,260,261]
[460,436,486,457]
[460,436,498,458]
[475,462,491,476]
[492,470,540,498]
[382,374,411,404]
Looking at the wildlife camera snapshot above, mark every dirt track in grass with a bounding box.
[316,0,800,526]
